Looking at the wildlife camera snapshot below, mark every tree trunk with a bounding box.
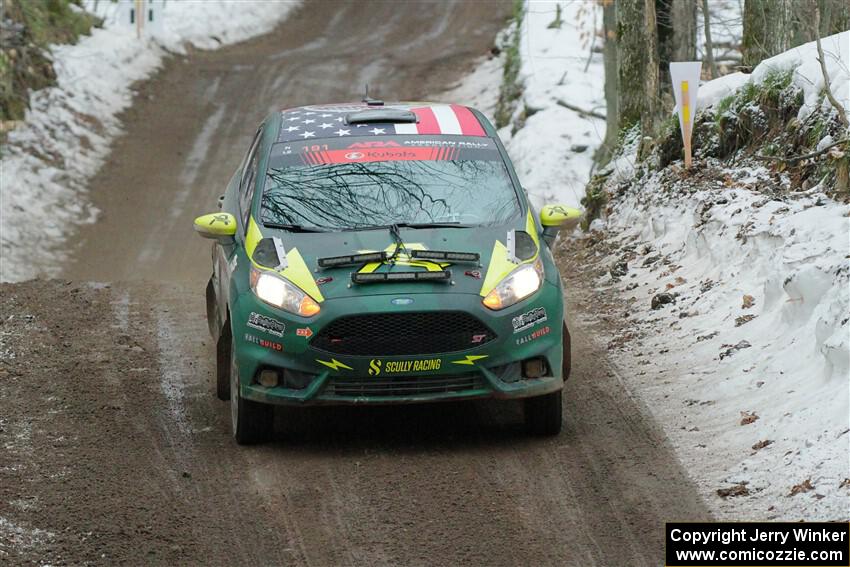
[792,0,850,43]
[596,0,619,166]
[822,0,850,34]
[657,0,697,106]
[700,0,718,79]
[657,0,697,63]
[642,0,660,138]
[616,0,659,134]
[744,0,846,67]
[742,0,793,67]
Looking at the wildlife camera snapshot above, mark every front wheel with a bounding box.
[230,335,273,444]
[524,390,563,436]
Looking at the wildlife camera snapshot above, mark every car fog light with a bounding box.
[258,369,280,388]
[522,358,548,379]
[283,369,315,390]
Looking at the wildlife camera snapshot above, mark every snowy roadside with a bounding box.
[449,3,849,520]
[0,0,300,283]
[584,158,849,521]
[586,32,849,521]
[442,1,606,210]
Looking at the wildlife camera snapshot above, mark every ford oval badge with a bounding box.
[391,297,414,306]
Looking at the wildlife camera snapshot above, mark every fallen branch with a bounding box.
[754,138,848,164]
[555,99,606,120]
[815,5,849,128]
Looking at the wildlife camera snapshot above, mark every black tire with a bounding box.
[230,334,273,444]
[524,390,563,436]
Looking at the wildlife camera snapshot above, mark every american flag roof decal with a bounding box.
[276,102,487,143]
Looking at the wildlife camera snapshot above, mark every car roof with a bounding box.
[276,102,490,143]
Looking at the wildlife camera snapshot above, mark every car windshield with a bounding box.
[260,135,521,230]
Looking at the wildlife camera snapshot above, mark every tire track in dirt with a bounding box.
[0,1,713,564]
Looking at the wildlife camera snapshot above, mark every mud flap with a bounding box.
[206,274,218,340]
[215,317,232,401]
[562,322,571,381]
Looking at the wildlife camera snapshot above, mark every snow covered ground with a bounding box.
[0,0,300,282]
[595,32,849,521]
[595,162,849,520]
[499,1,606,210]
[450,3,848,520]
[438,0,605,211]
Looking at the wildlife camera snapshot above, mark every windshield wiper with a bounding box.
[343,222,474,232]
[262,222,329,233]
[396,222,475,229]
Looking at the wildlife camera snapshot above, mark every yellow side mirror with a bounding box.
[194,213,237,239]
[540,204,582,228]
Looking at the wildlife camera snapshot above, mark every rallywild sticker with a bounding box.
[247,312,285,337]
[512,307,547,333]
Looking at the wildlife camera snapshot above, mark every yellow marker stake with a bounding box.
[681,80,692,169]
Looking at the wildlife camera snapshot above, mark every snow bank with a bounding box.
[497,1,605,210]
[696,31,850,123]
[697,72,749,109]
[0,0,300,282]
[598,168,849,520]
[751,31,849,123]
[584,31,850,520]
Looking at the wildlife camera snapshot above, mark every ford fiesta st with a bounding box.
[194,100,581,444]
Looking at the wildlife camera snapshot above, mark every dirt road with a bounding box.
[1,1,711,565]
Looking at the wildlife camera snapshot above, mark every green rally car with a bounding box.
[193,100,580,444]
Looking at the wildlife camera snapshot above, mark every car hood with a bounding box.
[255,217,539,301]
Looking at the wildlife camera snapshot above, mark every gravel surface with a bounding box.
[1,2,711,564]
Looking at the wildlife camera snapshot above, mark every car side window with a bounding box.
[239,129,263,230]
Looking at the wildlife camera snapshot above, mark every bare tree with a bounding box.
[742,0,793,67]
[643,0,660,138]
[814,3,848,128]
[792,0,850,46]
[743,0,849,68]
[596,0,619,165]
[700,0,719,79]
[658,0,698,97]
[616,0,660,136]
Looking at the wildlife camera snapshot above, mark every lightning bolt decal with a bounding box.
[316,358,353,371]
[451,355,489,366]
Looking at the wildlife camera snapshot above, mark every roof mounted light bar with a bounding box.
[410,250,480,264]
[351,270,452,284]
[318,251,387,269]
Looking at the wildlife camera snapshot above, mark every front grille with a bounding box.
[311,311,495,356]
[325,373,485,397]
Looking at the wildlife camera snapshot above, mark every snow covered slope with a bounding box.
[498,1,606,210]
[578,32,850,520]
[450,3,848,520]
[0,1,300,282]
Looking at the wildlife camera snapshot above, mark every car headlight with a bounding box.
[482,257,544,310]
[250,266,320,317]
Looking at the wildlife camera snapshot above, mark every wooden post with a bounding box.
[135,0,144,39]
[681,80,692,168]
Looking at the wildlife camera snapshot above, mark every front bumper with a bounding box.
[231,280,566,406]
